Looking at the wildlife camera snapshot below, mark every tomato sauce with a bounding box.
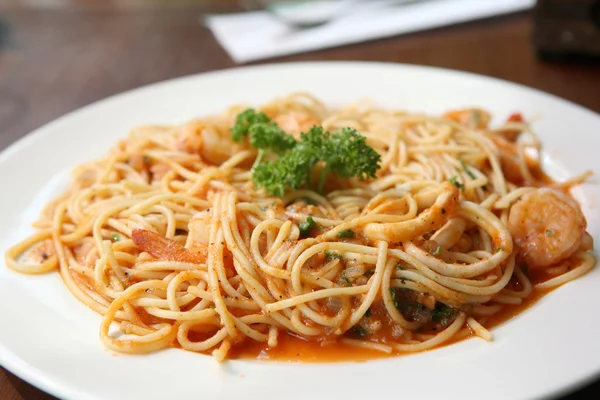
[226,271,558,362]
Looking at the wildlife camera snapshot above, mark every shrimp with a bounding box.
[132,229,206,264]
[508,188,586,269]
[177,120,238,165]
[273,111,320,136]
[495,112,524,142]
[486,134,524,184]
[444,108,491,130]
[187,211,211,247]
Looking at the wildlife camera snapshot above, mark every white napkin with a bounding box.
[205,0,535,63]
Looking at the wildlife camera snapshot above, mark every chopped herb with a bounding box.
[396,264,406,270]
[299,216,317,237]
[432,302,455,323]
[209,305,216,309]
[460,160,477,179]
[341,275,352,286]
[364,269,375,277]
[349,325,369,338]
[430,246,441,256]
[111,233,120,242]
[546,230,555,237]
[496,246,505,253]
[143,155,151,164]
[448,175,464,190]
[325,250,343,261]
[364,308,372,318]
[337,229,356,239]
[389,288,400,310]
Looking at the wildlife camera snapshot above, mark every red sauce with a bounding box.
[223,270,560,362]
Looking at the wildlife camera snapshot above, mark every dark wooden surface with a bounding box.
[1,1,599,399]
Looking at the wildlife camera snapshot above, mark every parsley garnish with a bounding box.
[460,160,476,179]
[430,246,441,256]
[396,264,406,270]
[299,216,316,237]
[233,109,382,196]
[337,229,356,239]
[111,233,120,242]
[231,109,271,142]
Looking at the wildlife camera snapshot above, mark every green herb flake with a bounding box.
[337,229,356,239]
[460,160,477,179]
[546,230,555,237]
[396,264,406,270]
[299,216,317,238]
[448,175,464,191]
[325,250,343,262]
[430,246,441,256]
[111,233,120,242]
[341,275,352,286]
[496,246,505,253]
[432,302,455,323]
[389,288,400,310]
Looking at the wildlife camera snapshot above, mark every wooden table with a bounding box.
[1,2,599,399]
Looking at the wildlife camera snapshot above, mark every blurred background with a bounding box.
[0,0,599,398]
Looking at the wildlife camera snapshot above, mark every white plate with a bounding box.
[0,62,598,400]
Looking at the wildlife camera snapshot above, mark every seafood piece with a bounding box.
[508,188,586,268]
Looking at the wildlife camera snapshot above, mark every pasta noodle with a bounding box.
[5,93,595,361]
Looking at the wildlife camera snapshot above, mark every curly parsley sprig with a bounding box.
[231,109,382,196]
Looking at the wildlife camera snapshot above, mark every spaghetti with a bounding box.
[5,93,595,361]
